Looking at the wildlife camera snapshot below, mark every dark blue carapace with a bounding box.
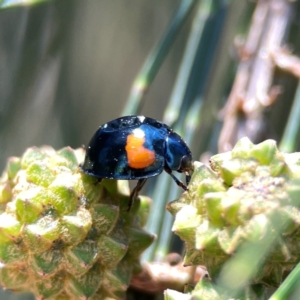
[81,116,193,210]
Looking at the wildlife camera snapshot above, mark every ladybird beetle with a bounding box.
[81,115,193,210]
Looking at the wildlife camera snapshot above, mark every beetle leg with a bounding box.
[164,166,188,191]
[128,178,147,211]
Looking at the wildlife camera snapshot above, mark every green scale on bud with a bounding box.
[167,138,300,288]
[0,146,154,299]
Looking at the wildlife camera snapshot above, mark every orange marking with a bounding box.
[125,134,156,169]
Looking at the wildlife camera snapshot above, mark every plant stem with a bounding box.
[269,263,300,300]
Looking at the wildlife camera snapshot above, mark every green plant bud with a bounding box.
[97,235,128,268]
[218,226,244,254]
[60,209,92,245]
[269,159,288,177]
[26,161,56,187]
[283,152,300,178]
[231,137,253,159]
[126,228,155,258]
[188,162,219,198]
[204,193,224,227]
[193,161,217,180]
[219,159,257,186]
[0,213,22,238]
[15,188,46,223]
[172,205,201,241]
[30,250,62,276]
[48,177,79,215]
[209,151,232,173]
[167,138,300,288]
[166,197,187,216]
[0,266,28,291]
[278,206,300,235]
[198,179,226,198]
[0,230,11,243]
[67,264,102,299]
[0,182,12,204]
[0,146,153,299]
[221,191,242,226]
[23,217,61,253]
[91,203,119,234]
[21,147,48,169]
[34,271,65,299]
[192,278,221,299]
[51,147,79,170]
[79,173,104,204]
[102,260,132,299]
[0,240,26,265]
[286,180,300,206]
[164,272,225,300]
[195,221,220,250]
[242,214,269,242]
[196,179,226,214]
[250,139,278,165]
[64,241,100,275]
[6,157,21,180]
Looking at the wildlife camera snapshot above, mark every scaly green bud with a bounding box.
[168,138,300,287]
[0,146,154,299]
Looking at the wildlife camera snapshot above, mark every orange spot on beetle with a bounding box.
[126,133,156,169]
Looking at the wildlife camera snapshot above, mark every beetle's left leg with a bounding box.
[164,166,188,191]
[128,178,147,211]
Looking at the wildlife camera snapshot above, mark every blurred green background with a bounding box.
[1,0,300,298]
[0,1,194,298]
[0,0,189,171]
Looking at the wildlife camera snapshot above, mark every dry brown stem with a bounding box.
[272,47,300,78]
[218,0,293,152]
[130,253,208,294]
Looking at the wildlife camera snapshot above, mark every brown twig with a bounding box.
[130,253,208,294]
[272,47,300,78]
[218,0,293,152]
